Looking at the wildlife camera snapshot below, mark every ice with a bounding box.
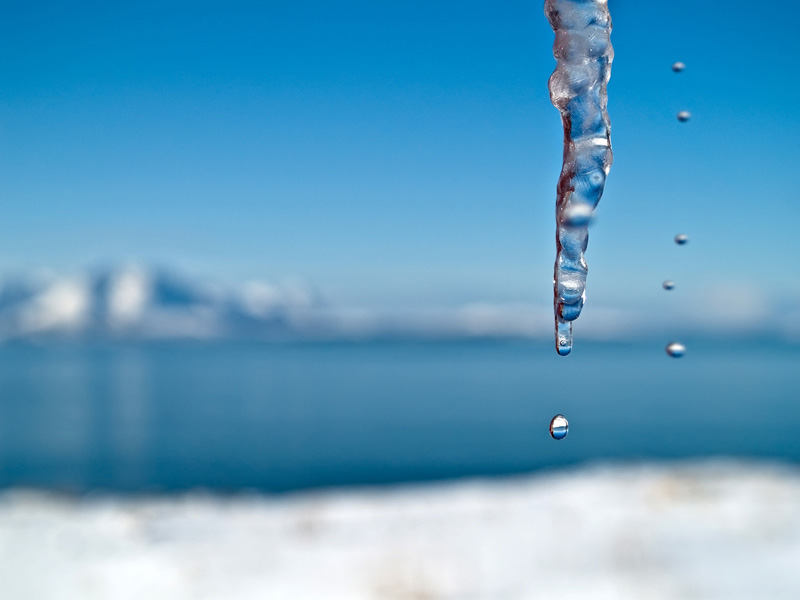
[1,461,799,599]
[545,0,614,355]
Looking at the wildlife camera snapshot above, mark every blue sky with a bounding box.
[2,0,800,327]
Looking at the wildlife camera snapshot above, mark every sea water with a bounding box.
[0,340,796,492]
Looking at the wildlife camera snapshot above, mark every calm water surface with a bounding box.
[0,340,796,492]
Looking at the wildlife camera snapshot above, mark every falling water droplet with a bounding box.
[674,233,689,245]
[549,414,569,440]
[672,61,686,72]
[666,342,686,357]
[662,280,675,290]
[677,111,691,122]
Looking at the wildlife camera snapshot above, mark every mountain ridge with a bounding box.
[0,265,316,341]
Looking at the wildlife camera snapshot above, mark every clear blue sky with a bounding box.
[2,0,799,320]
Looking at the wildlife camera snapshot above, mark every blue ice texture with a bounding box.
[545,0,613,355]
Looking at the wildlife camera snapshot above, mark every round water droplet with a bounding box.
[672,61,686,73]
[666,342,686,357]
[674,233,689,245]
[549,414,569,440]
[662,280,675,290]
[677,111,691,122]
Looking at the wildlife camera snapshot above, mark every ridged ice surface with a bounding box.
[545,0,613,355]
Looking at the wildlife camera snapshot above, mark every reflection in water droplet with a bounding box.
[674,233,689,245]
[666,342,686,357]
[672,61,686,72]
[677,111,691,122]
[550,414,569,440]
[662,280,675,290]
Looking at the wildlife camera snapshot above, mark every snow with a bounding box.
[107,265,152,327]
[0,461,799,599]
[18,276,91,333]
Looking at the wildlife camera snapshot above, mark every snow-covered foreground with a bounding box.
[1,461,799,600]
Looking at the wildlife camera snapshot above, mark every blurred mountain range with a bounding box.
[0,265,553,342]
[0,265,322,341]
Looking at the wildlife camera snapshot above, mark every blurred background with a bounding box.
[1,0,799,598]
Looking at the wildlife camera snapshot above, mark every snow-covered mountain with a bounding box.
[0,265,561,343]
[0,266,318,341]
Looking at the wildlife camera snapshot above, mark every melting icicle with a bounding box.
[549,414,569,440]
[672,61,686,73]
[556,321,572,355]
[545,0,614,355]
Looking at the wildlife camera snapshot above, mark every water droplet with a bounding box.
[662,280,675,290]
[677,111,691,122]
[672,61,686,73]
[549,414,569,440]
[666,342,686,357]
[674,233,689,245]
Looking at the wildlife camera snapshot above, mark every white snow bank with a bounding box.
[1,461,799,600]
